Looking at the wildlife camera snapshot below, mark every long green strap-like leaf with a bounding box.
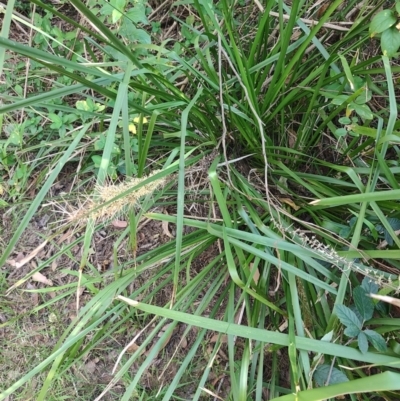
[117,296,400,367]
[174,88,203,299]
[311,189,400,206]
[0,0,15,77]
[271,372,400,401]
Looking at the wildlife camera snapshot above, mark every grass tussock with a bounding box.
[1,0,400,400]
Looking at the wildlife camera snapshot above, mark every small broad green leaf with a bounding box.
[49,113,63,129]
[335,128,348,137]
[335,304,362,329]
[112,9,123,23]
[348,103,373,120]
[321,220,348,234]
[377,218,400,246]
[384,231,394,246]
[354,89,372,105]
[336,305,362,337]
[105,46,129,62]
[382,218,400,246]
[390,339,400,354]
[320,331,333,342]
[100,2,114,17]
[119,20,151,44]
[331,95,349,105]
[358,331,369,354]
[350,305,363,324]
[186,15,195,25]
[314,364,349,386]
[344,325,361,337]
[397,2,400,15]
[338,117,351,124]
[364,329,388,353]
[376,300,388,314]
[91,155,102,168]
[353,286,374,321]
[111,144,121,154]
[353,76,367,91]
[131,138,138,152]
[15,163,27,179]
[133,28,151,44]
[369,10,396,37]
[76,100,91,111]
[388,217,400,231]
[361,277,379,296]
[126,4,148,25]
[111,0,126,23]
[6,124,22,146]
[381,27,400,57]
[63,114,78,124]
[320,90,341,99]
[94,135,106,151]
[338,225,351,238]
[15,84,23,96]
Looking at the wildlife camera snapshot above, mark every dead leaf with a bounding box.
[158,323,173,336]
[57,230,74,244]
[249,262,260,286]
[16,252,25,263]
[11,240,48,268]
[162,220,173,238]
[48,313,57,323]
[279,197,300,211]
[210,334,228,343]
[127,343,140,354]
[32,272,53,286]
[279,319,288,332]
[145,323,176,357]
[26,282,39,305]
[180,336,187,349]
[112,219,128,228]
[85,358,99,374]
[286,129,297,148]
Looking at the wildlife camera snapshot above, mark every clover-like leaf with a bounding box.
[353,286,374,321]
[335,304,362,329]
[358,331,369,354]
[337,304,362,337]
[344,325,361,337]
[49,113,63,129]
[361,277,379,295]
[364,329,388,353]
[377,217,400,246]
[314,364,349,386]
